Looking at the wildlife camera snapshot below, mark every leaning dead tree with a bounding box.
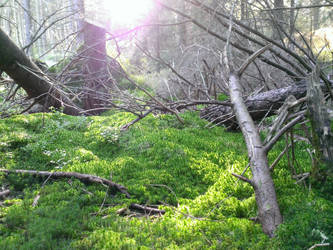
[182,0,332,121]
[0,28,81,115]
[225,43,282,237]
[149,0,332,237]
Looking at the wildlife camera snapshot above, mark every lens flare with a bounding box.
[101,0,155,28]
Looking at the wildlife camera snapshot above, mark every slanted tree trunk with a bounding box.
[0,28,81,115]
[222,44,283,237]
[229,72,283,237]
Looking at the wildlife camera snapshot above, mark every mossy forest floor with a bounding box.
[0,111,332,249]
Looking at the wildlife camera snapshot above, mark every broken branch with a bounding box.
[129,203,165,215]
[231,173,253,186]
[0,169,130,198]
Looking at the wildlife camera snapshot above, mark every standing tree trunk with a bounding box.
[82,22,108,115]
[22,0,32,55]
[272,0,284,40]
[0,28,81,115]
[307,67,333,181]
[151,3,161,72]
[289,0,295,40]
[311,0,320,31]
[154,14,161,71]
[178,0,188,47]
[72,0,84,42]
[241,0,249,22]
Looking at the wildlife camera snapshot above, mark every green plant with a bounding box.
[0,111,331,249]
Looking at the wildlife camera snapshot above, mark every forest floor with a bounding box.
[0,111,332,249]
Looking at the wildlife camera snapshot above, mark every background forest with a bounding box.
[0,0,333,249]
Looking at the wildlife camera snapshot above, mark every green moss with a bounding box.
[0,111,332,249]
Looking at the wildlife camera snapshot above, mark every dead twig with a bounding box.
[293,172,310,184]
[129,203,165,215]
[308,243,330,250]
[116,203,165,217]
[121,109,154,131]
[231,173,254,186]
[32,170,55,207]
[270,144,291,171]
[264,113,306,153]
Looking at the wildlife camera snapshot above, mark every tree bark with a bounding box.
[229,73,282,237]
[22,0,32,55]
[178,0,188,47]
[241,0,249,21]
[72,0,84,42]
[82,22,108,115]
[201,82,307,129]
[289,0,295,40]
[307,67,333,181]
[153,13,161,72]
[0,28,81,115]
[272,0,284,40]
[311,0,320,31]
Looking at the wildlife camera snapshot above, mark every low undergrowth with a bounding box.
[0,111,332,249]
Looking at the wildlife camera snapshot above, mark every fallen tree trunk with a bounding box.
[0,28,82,116]
[0,189,10,198]
[200,82,307,129]
[0,169,130,198]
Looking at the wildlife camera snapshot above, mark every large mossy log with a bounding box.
[200,82,307,128]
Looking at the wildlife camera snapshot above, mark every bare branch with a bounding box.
[0,169,130,198]
[264,114,306,153]
[231,173,253,186]
[238,44,272,77]
[262,4,333,11]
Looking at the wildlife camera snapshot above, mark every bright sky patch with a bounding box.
[101,0,155,29]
